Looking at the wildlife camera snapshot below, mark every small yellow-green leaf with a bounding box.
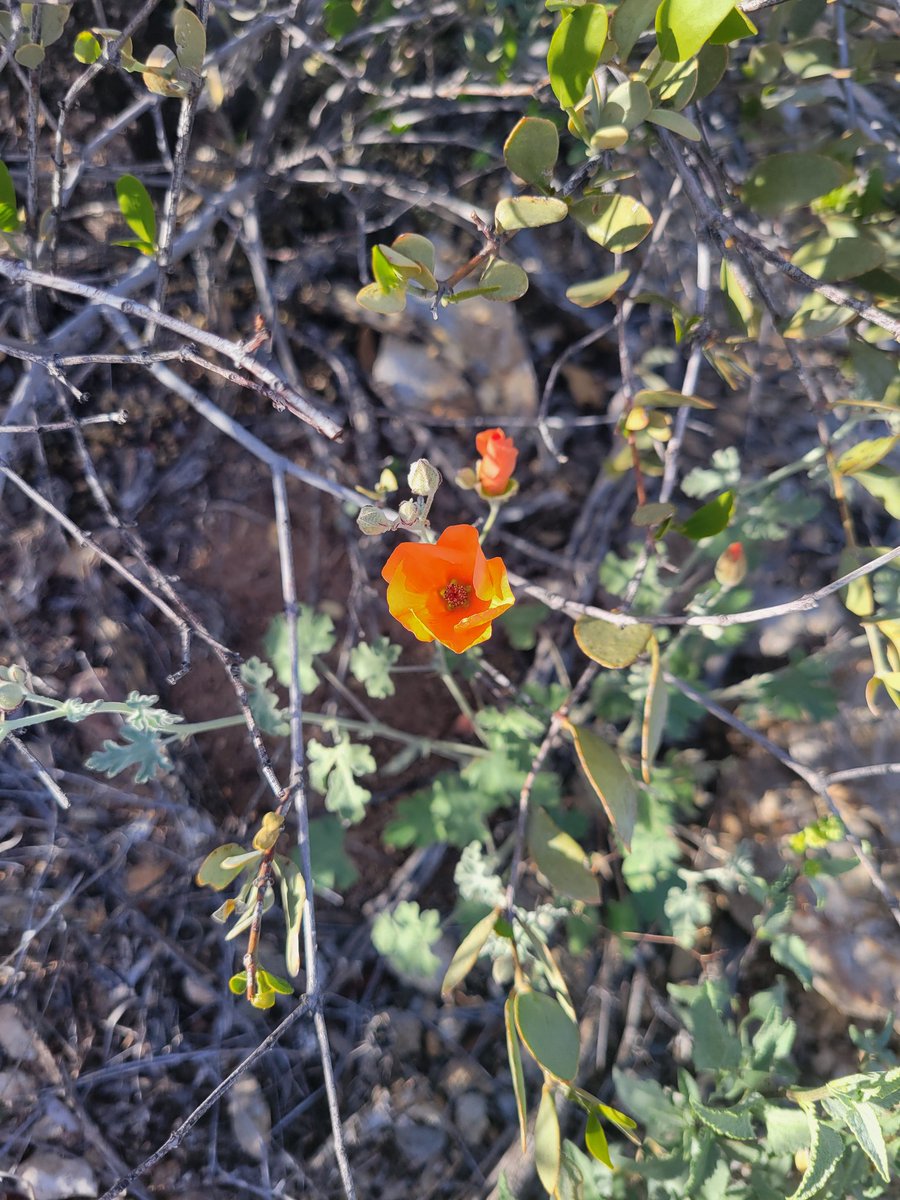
[655,0,735,61]
[220,848,265,871]
[529,807,600,904]
[792,236,884,283]
[15,41,45,68]
[602,80,653,130]
[378,243,437,291]
[225,887,273,940]
[634,501,676,527]
[441,907,500,996]
[116,173,156,246]
[515,990,580,1082]
[836,436,898,476]
[566,268,630,308]
[743,153,850,216]
[505,995,528,1151]
[641,636,668,783]
[589,125,630,152]
[708,5,757,44]
[586,1111,613,1167]
[252,810,285,851]
[574,616,652,669]
[783,292,854,340]
[597,1101,640,1140]
[853,466,900,519]
[391,233,435,276]
[0,161,21,233]
[372,243,402,292]
[634,388,715,409]
[228,971,248,994]
[279,858,306,977]
[257,967,292,995]
[477,258,528,302]
[564,721,637,850]
[74,28,101,62]
[548,4,609,109]
[356,281,406,314]
[535,1085,562,1194]
[495,195,568,232]
[647,53,699,108]
[678,489,735,539]
[196,843,253,890]
[646,107,701,140]
[720,257,755,334]
[503,116,559,187]
[570,193,653,252]
[174,6,206,72]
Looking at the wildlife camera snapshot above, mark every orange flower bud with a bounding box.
[475,428,518,496]
[715,541,747,588]
[382,524,515,654]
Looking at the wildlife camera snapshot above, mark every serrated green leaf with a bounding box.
[515,989,580,1082]
[115,174,156,247]
[690,1099,755,1140]
[241,656,288,735]
[529,806,600,903]
[495,195,568,232]
[371,900,441,978]
[503,116,559,187]
[307,816,358,891]
[565,721,637,850]
[86,724,173,783]
[442,907,500,995]
[743,153,850,216]
[0,161,21,233]
[655,0,735,61]
[548,4,609,109]
[535,1085,562,1194]
[678,489,735,539]
[566,269,630,308]
[824,1096,889,1182]
[307,734,374,824]
[349,636,401,699]
[265,607,335,694]
[789,1117,845,1200]
[73,29,101,62]
[574,616,652,668]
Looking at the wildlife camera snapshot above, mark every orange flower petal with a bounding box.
[475,428,518,496]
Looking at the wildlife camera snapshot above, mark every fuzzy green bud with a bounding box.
[397,499,419,523]
[357,505,394,536]
[407,458,441,496]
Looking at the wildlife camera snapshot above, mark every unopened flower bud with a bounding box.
[397,499,419,523]
[407,458,441,496]
[715,541,747,588]
[0,682,24,711]
[357,505,394,536]
[455,467,478,490]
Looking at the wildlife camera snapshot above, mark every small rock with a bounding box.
[31,1096,82,1142]
[440,1058,488,1098]
[394,1106,447,1167]
[454,1091,490,1145]
[387,1009,422,1062]
[19,1152,97,1200]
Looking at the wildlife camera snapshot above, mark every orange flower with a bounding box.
[476,428,518,496]
[382,524,515,654]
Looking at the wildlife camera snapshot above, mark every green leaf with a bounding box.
[307,734,374,824]
[670,980,741,1071]
[220,848,265,871]
[196,843,253,890]
[764,1104,811,1154]
[257,967,292,995]
[565,721,637,850]
[641,638,667,783]
[534,1085,562,1194]
[228,971,247,994]
[634,501,676,527]
[678,489,735,539]
[529,806,600,903]
[378,243,437,291]
[720,257,755,334]
[611,0,660,60]
[372,243,402,292]
[174,6,205,72]
[356,281,406,314]
[241,656,288,736]
[824,1096,889,1182]
[115,174,156,248]
[265,607,335,694]
[391,233,435,277]
[646,108,701,140]
[570,193,653,252]
[514,989,580,1082]
[743,153,851,216]
[690,1099,755,1140]
[585,1111,613,1167]
[789,1117,845,1200]
[574,616,652,668]
[548,4,608,109]
[441,907,500,995]
[15,42,45,68]
[225,886,274,941]
[835,435,899,476]
[792,236,884,282]
[566,268,630,308]
[783,292,854,340]
[86,724,172,783]
[371,900,441,978]
[655,0,736,61]
[278,858,306,977]
[111,237,156,257]
[495,195,568,232]
[500,602,549,650]
[853,465,900,518]
[601,80,652,130]
[73,28,101,62]
[31,3,71,46]
[0,161,21,233]
[349,636,401,699]
[476,258,528,302]
[503,117,559,187]
[634,388,715,409]
[505,995,528,1151]
[307,815,358,891]
[708,5,757,43]
[694,42,729,98]
[647,52,699,108]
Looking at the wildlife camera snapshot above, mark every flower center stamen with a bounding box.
[440,579,472,611]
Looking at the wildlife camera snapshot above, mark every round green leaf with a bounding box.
[503,116,559,187]
[495,195,568,232]
[565,720,637,850]
[196,843,253,890]
[589,124,630,151]
[566,268,630,308]
[391,233,435,276]
[477,259,528,302]
[574,616,652,668]
[655,0,736,62]
[73,29,101,63]
[792,236,885,282]
[612,0,661,61]
[35,4,71,46]
[708,6,757,44]
[601,80,653,130]
[174,6,206,72]
[535,1085,562,1194]
[548,4,609,109]
[570,193,653,252]
[15,41,45,68]
[515,990,580,1082]
[743,153,850,216]
[529,807,600,904]
[356,282,407,314]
